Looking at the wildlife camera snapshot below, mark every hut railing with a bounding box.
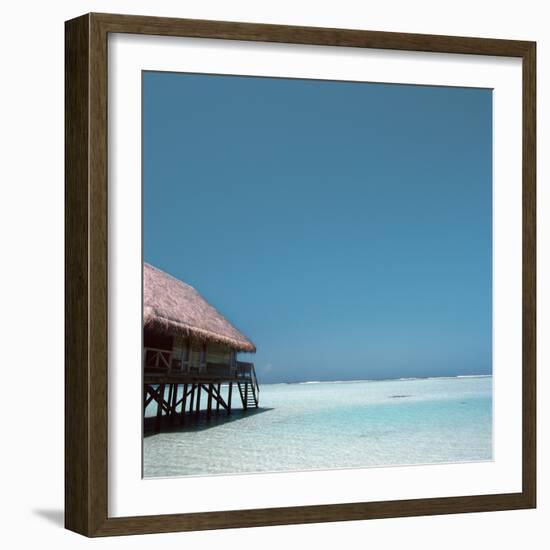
[144,347,208,374]
[235,361,252,378]
[144,347,172,372]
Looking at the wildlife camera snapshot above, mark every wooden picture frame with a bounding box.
[65,12,536,537]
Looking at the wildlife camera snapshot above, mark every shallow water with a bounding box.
[143,375,492,478]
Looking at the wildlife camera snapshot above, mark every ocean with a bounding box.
[143,375,492,478]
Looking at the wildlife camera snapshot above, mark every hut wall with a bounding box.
[189,346,203,365]
[206,343,232,365]
[172,334,232,366]
[172,334,189,362]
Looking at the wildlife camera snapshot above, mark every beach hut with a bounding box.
[143,263,259,427]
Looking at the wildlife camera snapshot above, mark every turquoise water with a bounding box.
[143,376,492,477]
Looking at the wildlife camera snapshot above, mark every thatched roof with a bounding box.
[143,263,256,353]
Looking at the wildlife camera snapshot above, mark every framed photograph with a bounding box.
[65,13,536,537]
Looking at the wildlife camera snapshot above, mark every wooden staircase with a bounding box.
[237,364,260,409]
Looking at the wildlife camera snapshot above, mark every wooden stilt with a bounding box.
[244,382,249,410]
[228,382,233,415]
[208,384,229,412]
[170,384,178,423]
[237,382,244,408]
[189,384,196,413]
[144,386,157,409]
[207,384,213,417]
[166,384,173,418]
[216,383,221,414]
[196,384,202,415]
[180,383,188,424]
[155,384,165,432]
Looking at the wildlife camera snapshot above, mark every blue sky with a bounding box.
[143,71,492,383]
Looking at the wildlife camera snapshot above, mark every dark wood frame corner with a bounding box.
[65,12,536,537]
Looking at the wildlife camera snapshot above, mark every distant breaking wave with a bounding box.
[457,374,492,378]
[289,374,492,385]
[298,380,349,385]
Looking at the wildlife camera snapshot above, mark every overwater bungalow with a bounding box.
[143,263,259,427]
